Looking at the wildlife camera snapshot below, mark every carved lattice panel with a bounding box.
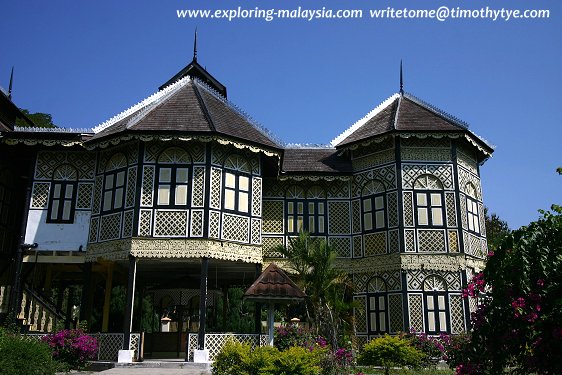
[403,191,414,227]
[407,270,427,290]
[354,271,401,293]
[104,153,128,172]
[401,147,451,162]
[141,166,155,207]
[460,194,468,230]
[364,232,386,256]
[95,333,124,361]
[402,164,454,190]
[89,217,99,243]
[354,295,368,334]
[154,210,188,237]
[450,295,465,334]
[129,333,141,360]
[190,210,204,237]
[468,296,477,314]
[138,209,152,236]
[125,166,137,208]
[352,165,397,197]
[408,271,461,291]
[327,180,350,199]
[99,213,122,242]
[263,179,285,198]
[92,176,103,215]
[209,211,220,238]
[76,183,93,209]
[328,201,350,235]
[53,164,78,180]
[458,167,482,200]
[211,144,228,166]
[251,219,261,244]
[387,191,398,228]
[478,203,486,236]
[448,230,459,253]
[210,168,222,209]
[222,214,249,243]
[388,294,404,333]
[408,294,424,332]
[158,147,191,164]
[355,336,369,351]
[31,183,50,208]
[36,151,96,180]
[190,167,205,207]
[353,236,362,258]
[35,151,65,179]
[352,200,361,234]
[405,229,416,252]
[418,230,446,252]
[263,236,283,257]
[252,178,262,217]
[352,149,394,171]
[401,137,450,148]
[329,237,351,258]
[122,210,134,238]
[262,200,283,234]
[388,229,399,253]
[191,142,206,164]
[224,153,250,173]
[445,192,457,227]
[423,275,447,291]
[457,148,478,175]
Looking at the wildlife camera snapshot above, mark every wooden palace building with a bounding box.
[0,50,493,360]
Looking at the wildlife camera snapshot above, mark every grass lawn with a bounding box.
[355,367,455,375]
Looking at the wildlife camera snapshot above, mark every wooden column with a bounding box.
[65,287,74,329]
[254,263,262,334]
[79,262,92,326]
[267,302,275,346]
[123,256,137,350]
[101,262,114,332]
[197,257,208,350]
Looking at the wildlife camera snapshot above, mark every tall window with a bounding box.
[362,180,386,232]
[465,183,480,234]
[423,275,449,334]
[223,155,251,214]
[367,276,388,334]
[306,186,326,235]
[414,175,444,227]
[286,186,305,233]
[47,164,78,223]
[101,153,128,213]
[156,147,192,207]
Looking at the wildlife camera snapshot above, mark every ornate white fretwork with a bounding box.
[329,237,351,258]
[125,166,137,208]
[352,165,397,198]
[417,230,446,252]
[190,210,204,237]
[210,168,222,209]
[364,232,386,256]
[353,235,362,258]
[262,200,283,234]
[352,149,395,171]
[388,294,404,333]
[354,295,368,334]
[408,294,424,332]
[76,183,93,209]
[191,167,205,207]
[328,201,350,235]
[448,230,459,253]
[403,192,414,227]
[450,294,465,334]
[141,166,155,207]
[445,192,457,227]
[251,218,261,245]
[154,210,188,237]
[99,213,122,242]
[30,183,50,208]
[104,153,128,172]
[402,164,454,190]
[458,166,482,200]
[252,178,262,217]
[209,211,220,238]
[138,209,152,237]
[353,271,401,293]
[158,147,191,164]
[122,210,134,238]
[222,214,250,243]
[262,236,283,257]
[35,151,96,180]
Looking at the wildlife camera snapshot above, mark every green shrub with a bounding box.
[0,329,58,375]
[358,335,425,375]
[271,346,321,375]
[212,341,252,375]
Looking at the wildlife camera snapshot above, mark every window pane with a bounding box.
[318,203,324,215]
[288,216,294,232]
[468,215,475,231]
[158,186,170,205]
[62,201,72,221]
[176,168,189,183]
[379,313,386,331]
[428,312,436,331]
[363,199,372,212]
[114,187,124,208]
[379,296,385,309]
[225,189,236,210]
[225,173,236,188]
[439,312,447,331]
[375,196,384,210]
[370,313,377,331]
[103,191,113,211]
[239,192,249,212]
[287,202,294,214]
[297,202,304,214]
[427,295,434,310]
[370,297,377,310]
[375,211,385,229]
[308,202,315,214]
[473,217,480,233]
[239,176,249,191]
[438,295,446,309]
[318,217,325,233]
[309,217,315,233]
[297,216,303,232]
[53,184,61,198]
[416,193,427,206]
[159,168,171,183]
[64,185,74,199]
[116,171,125,187]
[175,185,188,205]
[50,200,60,220]
[432,208,443,226]
[431,193,442,206]
[105,174,114,189]
[364,213,373,231]
[418,208,428,225]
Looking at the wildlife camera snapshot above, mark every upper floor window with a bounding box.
[362,180,386,232]
[47,165,78,223]
[465,183,480,234]
[101,153,127,213]
[156,148,192,207]
[285,186,327,235]
[223,155,251,214]
[423,275,449,334]
[414,175,444,227]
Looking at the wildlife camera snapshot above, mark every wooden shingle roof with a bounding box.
[282,147,352,174]
[244,263,306,303]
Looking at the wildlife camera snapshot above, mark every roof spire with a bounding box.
[8,66,14,100]
[399,60,404,95]
[193,28,198,62]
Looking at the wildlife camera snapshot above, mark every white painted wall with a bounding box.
[24,210,90,252]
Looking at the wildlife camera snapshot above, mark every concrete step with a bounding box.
[115,361,210,373]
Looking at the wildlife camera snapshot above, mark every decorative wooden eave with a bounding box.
[244,263,306,303]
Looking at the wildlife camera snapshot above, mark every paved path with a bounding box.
[59,369,210,375]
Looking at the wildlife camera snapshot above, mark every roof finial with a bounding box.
[193,28,198,62]
[8,66,14,100]
[399,60,404,95]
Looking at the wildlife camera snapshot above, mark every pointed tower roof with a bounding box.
[244,263,306,303]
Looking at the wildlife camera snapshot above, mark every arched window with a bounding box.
[423,275,449,334]
[361,180,386,233]
[465,183,480,234]
[305,186,327,234]
[156,148,192,207]
[223,155,251,214]
[367,276,388,334]
[48,164,78,223]
[413,174,444,227]
[286,185,305,234]
[101,153,128,213]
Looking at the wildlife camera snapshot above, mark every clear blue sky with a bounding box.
[1,0,560,229]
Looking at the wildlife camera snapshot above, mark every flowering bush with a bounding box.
[401,330,444,366]
[358,335,424,375]
[42,329,97,370]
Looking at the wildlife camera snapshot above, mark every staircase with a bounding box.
[17,285,66,332]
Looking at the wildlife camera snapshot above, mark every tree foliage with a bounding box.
[460,204,562,374]
[16,109,57,128]
[483,206,510,251]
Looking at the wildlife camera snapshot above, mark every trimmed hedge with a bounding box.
[0,328,58,375]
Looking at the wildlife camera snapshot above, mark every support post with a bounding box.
[254,263,262,334]
[122,256,137,351]
[191,257,209,363]
[102,262,114,332]
[79,262,92,326]
[267,302,275,346]
[65,287,74,329]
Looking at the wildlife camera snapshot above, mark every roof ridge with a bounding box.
[191,79,217,132]
[285,143,334,149]
[92,75,192,134]
[13,126,93,133]
[193,78,285,148]
[403,92,470,130]
[330,93,400,147]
